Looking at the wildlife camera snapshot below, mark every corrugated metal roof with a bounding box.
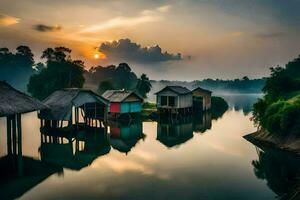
[192,87,212,94]
[40,88,108,120]
[102,90,143,102]
[155,86,192,95]
[0,81,47,117]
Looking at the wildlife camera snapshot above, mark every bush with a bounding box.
[262,95,300,136]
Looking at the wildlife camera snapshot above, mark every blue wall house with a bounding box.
[102,90,143,115]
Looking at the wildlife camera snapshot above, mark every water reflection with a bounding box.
[0,136,62,200]
[252,146,300,199]
[109,120,145,154]
[40,126,110,170]
[220,94,261,114]
[1,94,298,200]
[157,117,193,148]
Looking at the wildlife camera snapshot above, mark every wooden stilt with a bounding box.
[6,116,12,156]
[17,114,23,176]
[12,115,17,156]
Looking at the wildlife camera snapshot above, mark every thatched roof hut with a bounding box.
[39,88,108,121]
[0,81,47,117]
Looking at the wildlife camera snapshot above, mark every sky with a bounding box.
[1,0,300,80]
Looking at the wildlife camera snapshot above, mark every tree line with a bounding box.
[0,46,152,100]
[253,55,300,136]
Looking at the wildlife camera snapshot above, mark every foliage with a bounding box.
[87,63,151,98]
[253,55,300,136]
[142,102,156,110]
[211,96,229,119]
[28,47,85,100]
[86,63,138,91]
[0,46,35,91]
[136,74,152,98]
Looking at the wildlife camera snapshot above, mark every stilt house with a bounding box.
[102,90,143,114]
[39,88,109,128]
[155,86,193,114]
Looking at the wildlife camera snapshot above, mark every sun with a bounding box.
[94,54,100,59]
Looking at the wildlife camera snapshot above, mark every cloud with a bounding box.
[98,38,183,63]
[0,14,19,26]
[80,15,159,33]
[80,5,168,33]
[33,24,62,32]
[157,5,171,13]
[254,32,285,39]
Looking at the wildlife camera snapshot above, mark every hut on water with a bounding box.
[39,88,109,128]
[102,90,143,115]
[0,81,47,174]
[155,86,193,115]
[192,87,212,111]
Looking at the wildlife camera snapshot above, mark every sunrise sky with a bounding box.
[1,0,300,80]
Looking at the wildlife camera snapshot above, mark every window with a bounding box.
[161,96,167,106]
[169,96,175,106]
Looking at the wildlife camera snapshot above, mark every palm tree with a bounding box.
[136,73,152,98]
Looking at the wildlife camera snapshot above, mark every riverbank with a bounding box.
[244,129,300,155]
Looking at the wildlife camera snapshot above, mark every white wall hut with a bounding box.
[155,86,193,114]
[39,88,109,127]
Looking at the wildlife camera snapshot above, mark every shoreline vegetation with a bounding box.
[246,55,300,155]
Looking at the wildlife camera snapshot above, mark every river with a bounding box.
[0,94,299,200]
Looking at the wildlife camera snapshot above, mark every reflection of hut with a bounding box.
[40,127,110,170]
[0,155,62,200]
[192,87,212,111]
[0,81,47,175]
[155,86,193,115]
[192,112,212,133]
[157,119,193,148]
[75,127,111,162]
[102,90,143,116]
[39,89,109,128]
[109,121,144,154]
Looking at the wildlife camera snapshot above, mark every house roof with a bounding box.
[192,87,212,94]
[0,81,47,117]
[102,90,143,102]
[43,88,108,107]
[40,88,108,120]
[155,86,192,95]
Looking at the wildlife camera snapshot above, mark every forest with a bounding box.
[253,55,300,136]
[1,45,265,101]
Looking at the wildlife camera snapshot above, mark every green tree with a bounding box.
[136,73,152,98]
[0,46,35,91]
[28,47,85,100]
[253,55,300,136]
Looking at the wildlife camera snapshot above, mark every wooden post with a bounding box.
[12,115,17,156]
[17,114,23,176]
[6,116,12,155]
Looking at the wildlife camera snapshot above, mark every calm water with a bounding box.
[0,94,299,200]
